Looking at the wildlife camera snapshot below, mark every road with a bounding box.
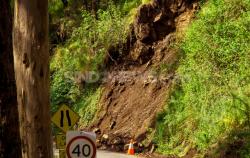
[54,149,137,158]
[97,150,137,158]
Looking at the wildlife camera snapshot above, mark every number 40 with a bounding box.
[72,144,91,157]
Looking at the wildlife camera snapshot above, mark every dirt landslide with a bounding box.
[89,0,199,154]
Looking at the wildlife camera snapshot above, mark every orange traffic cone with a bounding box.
[127,139,135,155]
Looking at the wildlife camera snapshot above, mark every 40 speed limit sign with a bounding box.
[66,131,96,158]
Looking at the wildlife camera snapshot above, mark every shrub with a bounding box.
[155,0,250,157]
[50,4,131,129]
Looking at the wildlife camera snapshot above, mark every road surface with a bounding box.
[97,150,136,158]
[54,149,137,158]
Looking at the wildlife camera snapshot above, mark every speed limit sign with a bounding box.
[66,131,96,158]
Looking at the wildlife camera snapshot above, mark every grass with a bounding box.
[49,0,146,132]
[74,86,102,127]
[155,0,250,157]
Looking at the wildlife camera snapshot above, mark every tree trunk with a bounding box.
[0,1,21,158]
[61,0,68,7]
[13,0,53,157]
[83,0,89,10]
[92,0,98,18]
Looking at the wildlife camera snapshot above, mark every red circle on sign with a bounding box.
[66,136,96,158]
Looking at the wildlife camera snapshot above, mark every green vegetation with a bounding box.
[49,0,250,156]
[49,0,144,129]
[155,0,250,157]
[75,86,103,127]
[49,0,64,17]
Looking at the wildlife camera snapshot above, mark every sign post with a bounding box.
[52,105,80,158]
[66,131,96,158]
[52,104,80,133]
[59,149,66,158]
[56,134,66,149]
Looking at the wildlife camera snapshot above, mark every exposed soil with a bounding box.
[88,0,199,154]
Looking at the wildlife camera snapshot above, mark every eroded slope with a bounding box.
[90,0,198,151]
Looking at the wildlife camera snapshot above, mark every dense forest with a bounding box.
[0,0,249,157]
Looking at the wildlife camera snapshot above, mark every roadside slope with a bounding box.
[90,0,198,151]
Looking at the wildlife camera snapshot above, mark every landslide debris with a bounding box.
[86,0,199,152]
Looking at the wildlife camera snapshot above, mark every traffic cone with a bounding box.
[127,139,135,155]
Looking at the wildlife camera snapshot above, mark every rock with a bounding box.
[134,3,159,43]
[96,139,102,148]
[118,81,125,86]
[130,80,135,85]
[111,80,118,87]
[151,82,162,93]
[130,41,153,63]
[110,121,116,130]
[160,76,169,83]
[143,80,150,87]
[138,143,144,148]
[99,145,108,150]
[148,74,155,81]
[106,89,113,99]
[93,128,101,134]
[111,136,123,145]
[151,78,158,83]
[135,23,152,43]
[111,144,124,152]
[119,86,126,93]
[102,134,109,140]
[101,134,109,143]
[124,144,129,151]
[137,143,145,153]
[107,97,112,106]
[154,12,164,23]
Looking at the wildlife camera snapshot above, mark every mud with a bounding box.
[87,0,199,153]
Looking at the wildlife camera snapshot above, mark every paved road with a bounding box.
[97,150,136,158]
[54,149,137,158]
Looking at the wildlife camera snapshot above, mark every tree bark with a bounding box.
[92,0,98,18]
[83,0,89,10]
[0,1,21,158]
[13,0,53,157]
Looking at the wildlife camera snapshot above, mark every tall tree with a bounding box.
[92,0,98,18]
[83,0,89,10]
[0,0,21,158]
[61,0,68,7]
[13,0,53,157]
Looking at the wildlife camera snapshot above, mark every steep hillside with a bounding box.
[89,0,198,152]
[155,0,250,157]
[49,0,250,157]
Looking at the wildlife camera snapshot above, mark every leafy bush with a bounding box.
[49,0,65,17]
[75,86,102,127]
[50,4,131,128]
[155,0,250,157]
